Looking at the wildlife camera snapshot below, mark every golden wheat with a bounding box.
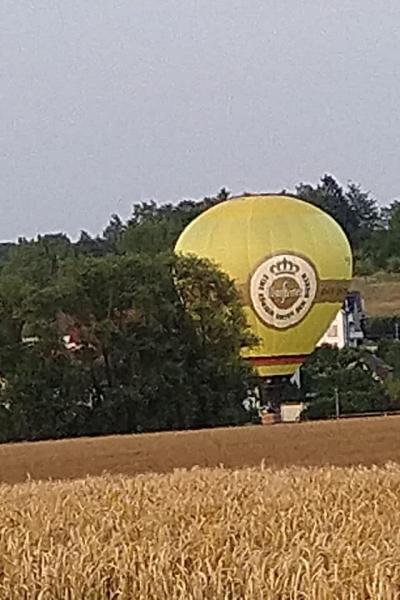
[0,464,400,599]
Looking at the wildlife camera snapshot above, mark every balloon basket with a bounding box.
[257,375,303,425]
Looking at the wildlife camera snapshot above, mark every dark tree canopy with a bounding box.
[0,242,254,442]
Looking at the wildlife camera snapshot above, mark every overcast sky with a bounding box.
[1,1,400,241]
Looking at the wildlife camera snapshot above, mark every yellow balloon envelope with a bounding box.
[175,194,353,377]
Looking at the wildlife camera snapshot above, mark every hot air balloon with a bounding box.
[175,194,353,379]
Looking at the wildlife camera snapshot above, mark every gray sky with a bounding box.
[1,1,400,242]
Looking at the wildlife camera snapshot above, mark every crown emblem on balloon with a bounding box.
[270,257,300,276]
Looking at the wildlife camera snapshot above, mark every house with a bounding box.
[317,291,365,349]
[289,292,366,389]
[359,353,393,382]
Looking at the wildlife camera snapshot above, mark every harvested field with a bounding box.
[1,416,400,484]
[1,464,400,599]
[352,274,400,316]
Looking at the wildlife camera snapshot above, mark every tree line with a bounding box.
[296,175,400,274]
[0,175,399,442]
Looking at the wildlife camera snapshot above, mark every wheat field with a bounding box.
[1,463,400,599]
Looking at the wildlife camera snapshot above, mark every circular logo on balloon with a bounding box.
[249,254,318,329]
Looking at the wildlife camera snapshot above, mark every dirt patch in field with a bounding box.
[1,416,400,484]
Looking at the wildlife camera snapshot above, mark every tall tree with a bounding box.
[0,251,254,441]
[345,183,381,247]
[297,175,356,243]
[302,347,389,419]
[296,175,381,253]
[121,189,230,256]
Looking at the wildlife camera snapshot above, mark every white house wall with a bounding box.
[317,309,346,349]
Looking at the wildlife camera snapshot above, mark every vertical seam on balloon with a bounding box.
[320,209,335,340]
[248,197,261,354]
[283,198,293,360]
[323,211,333,279]
[270,196,277,357]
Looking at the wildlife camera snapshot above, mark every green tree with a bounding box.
[296,175,357,245]
[369,203,400,269]
[378,340,400,378]
[0,251,254,441]
[102,214,126,253]
[302,347,388,419]
[121,189,229,256]
[345,183,381,247]
[76,230,106,257]
[296,175,381,263]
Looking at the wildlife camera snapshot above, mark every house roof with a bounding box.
[361,353,393,379]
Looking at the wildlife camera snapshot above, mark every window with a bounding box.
[328,324,338,338]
